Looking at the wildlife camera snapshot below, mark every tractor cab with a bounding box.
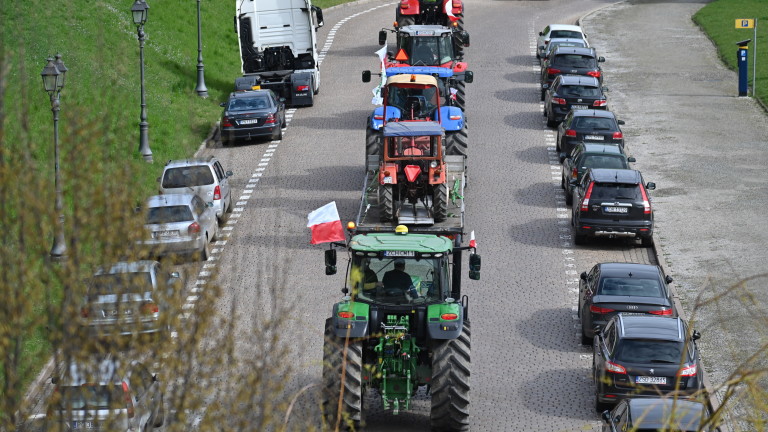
[383,73,442,122]
[380,25,469,72]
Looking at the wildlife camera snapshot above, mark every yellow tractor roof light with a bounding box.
[347,221,357,230]
[395,225,409,235]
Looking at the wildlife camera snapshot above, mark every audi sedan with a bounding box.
[579,262,676,344]
[593,315,704,412]
[219,89,286,145]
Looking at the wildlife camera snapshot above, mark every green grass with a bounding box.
[693,0,768,103]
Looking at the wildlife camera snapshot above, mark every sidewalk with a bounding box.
[582,1,768,429]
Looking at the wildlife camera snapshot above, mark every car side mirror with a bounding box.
[601,410,611,423]
[692,330,701,341]
[602,86,609,92]
[170,271,180,279]
[325,249,337,275]
[646,182,656,190]
[617,120,625,125]
[627,156,636,163]
[542,83,549,89]
[560,152,569,160]
[279,98,286,103]
[378,30,387,46]
[156,176,161,182]
[570,180,579,186]
[580,271,587,281]
[598,56,606,62]
[219,102,226,107]
[665,275,673,284]
[463,71,474,84]
[207,202,214,207]
[152,374,158,382]
[362,70,372,83]
[313,6,324,28]
[539,45,545,51]
[459,31,470,47]
[226,170,234,177]
[593,325,602,337]
[539,31,543,36]
[51,376,58,385]
[469,253,481,280]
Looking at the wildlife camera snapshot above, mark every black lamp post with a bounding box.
[41,55,67,259]
[132,0,153,162]
[195,0,208,98]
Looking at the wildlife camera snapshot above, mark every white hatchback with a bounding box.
[536,24,588,59]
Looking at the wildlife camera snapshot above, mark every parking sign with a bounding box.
[736,19,755,29]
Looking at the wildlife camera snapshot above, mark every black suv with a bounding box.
[571,168,655,246]
[593,315,704,412]
[540,46,604,100]
[601,398,720,431]
[561,143,635,205]
[544,75,607,127]
[557,109,625,162]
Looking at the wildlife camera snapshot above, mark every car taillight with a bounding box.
[612,131,623,139]
[678,364,697,377]
[221,117,233,127]
[547,67,560,75]
[265,114,276,125]
[122,381,134,418]
[553,97,566,105]
[593,99,608,107]
[141,302,159,315]
[587,70,601,78]
[441,313,459,320]
[188,222,201,235]
[581,182,594,212]
[640,184,652,214]
[544,40,550,45]
[605,361,626,374]
[213,185,221,200]
[337,311,354,319]
[565,129,576,137]
[589,305,614,314]
[296,85,309,92]
[649,308,672,316]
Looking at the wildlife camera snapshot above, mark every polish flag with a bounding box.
[469,231,476,248]
[307,202,346,245]
[444,0,457,19]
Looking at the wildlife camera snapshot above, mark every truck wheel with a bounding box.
[365,127,381,168]
[433,183,449,223]
[430,322,470,432]
[445,127,468,157]
[322,320,363,432]
[379,184,395,222]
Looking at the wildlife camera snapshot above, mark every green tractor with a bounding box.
[321,225,480,431]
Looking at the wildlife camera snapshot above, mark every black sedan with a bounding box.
[601,398,720,431]
[579,262,676,344]
[593,315,704,412]
[219,89,286,145]
[561,143,635,205]
[544,75,607,127]
[557,109,625,160]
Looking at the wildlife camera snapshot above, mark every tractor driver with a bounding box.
[382,259,419,299]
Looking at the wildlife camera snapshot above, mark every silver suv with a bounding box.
[47,357,164,431]
[158,156,233,223]
[140,194,218,261]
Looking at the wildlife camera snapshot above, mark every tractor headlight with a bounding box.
[430,161,438,168]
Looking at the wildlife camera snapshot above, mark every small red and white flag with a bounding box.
[469,230,476,248]
[307,202,346,245]
[444,0,457,20]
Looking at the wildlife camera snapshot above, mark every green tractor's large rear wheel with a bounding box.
[430,322,471,432]
[322,319,364,431]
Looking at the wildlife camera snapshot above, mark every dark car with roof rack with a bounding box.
[540,45,604,100]
[561,142,635,205]
[557,109,625,162]
[544,75,608,127]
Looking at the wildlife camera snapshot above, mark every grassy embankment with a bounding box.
[693,0,768,104]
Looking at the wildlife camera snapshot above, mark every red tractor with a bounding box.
[396,0,464,31]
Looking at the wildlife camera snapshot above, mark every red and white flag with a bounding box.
[469,230,476,248]
[307,202,346,245]
[444,0,457,19]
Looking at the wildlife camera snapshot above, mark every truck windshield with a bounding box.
[349,256,446,305]
[403,35,454,66]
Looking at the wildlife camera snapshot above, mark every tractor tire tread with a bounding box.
[322,320,364,431]
[430,322,471,432]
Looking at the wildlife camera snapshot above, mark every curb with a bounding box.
[577,1,724,427]
[194,121,219,158]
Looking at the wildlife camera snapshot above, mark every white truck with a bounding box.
[234,0,324,107]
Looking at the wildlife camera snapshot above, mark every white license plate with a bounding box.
[383,177,393,184]
[154,230,178,238]
[604,206,628,213]
[585,135,604,140]
[72,421,99,429]
[636,376,667,385]
[571,105,588,110]
[239,119,259,125]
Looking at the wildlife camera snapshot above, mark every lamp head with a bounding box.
[40,57,60,94]
[54,53,67,90]
[131,0,149,26]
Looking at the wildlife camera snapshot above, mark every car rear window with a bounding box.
[162,166,213,188]
[552,54,597,69]
[580,155,627,170]
[147,205,193,224]
[550,30,582,39]
[90,273,152,296]
[590,183,642,201]
[560,85,601,97]
[228,96,271,111]
[58,385,126,410]
[572,117,615,130]
[598,277,662,297]
[614,339,683,363]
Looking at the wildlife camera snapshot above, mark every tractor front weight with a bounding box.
[373,315,420,414]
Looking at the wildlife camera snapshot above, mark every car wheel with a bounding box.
[640,235,654,247]
[226,194,233,214]
[540,88,546,101]
[555,136,561,152]
[565,190,573,206]
[574,234,587,245]
[581,326,592,346]
[595,392,609,413]
[560,175,565,190]
[546,115,557,128]
[153,397,165,427]
[200,237,210,261]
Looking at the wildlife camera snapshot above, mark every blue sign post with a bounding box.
[736,39,751,96]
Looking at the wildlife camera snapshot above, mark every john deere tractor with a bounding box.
[321,225,480,431]
[395,0,465,31]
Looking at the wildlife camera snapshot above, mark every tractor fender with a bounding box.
[371,106,403,130]
[439,106,464,132]
[398,0,420,16]
[331,301,370,338]
[427,302,464,340]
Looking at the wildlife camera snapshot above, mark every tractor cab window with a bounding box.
[387,86,438,120]
[388,135,440,158]
[403,35,454,66]
[349,256,447,305]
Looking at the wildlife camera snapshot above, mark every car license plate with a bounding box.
[154,230,178,238]
[384,250,415,257]
[239,119,259,125]
[585,135,604,140]
[604,206,628,213]
[571,105,588,110]
[636,376,667,385]
[72,421,99,429]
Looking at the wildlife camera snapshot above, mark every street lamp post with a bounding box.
[41,55,67,259]
[132,0,153,162]
[195,0,208,98]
